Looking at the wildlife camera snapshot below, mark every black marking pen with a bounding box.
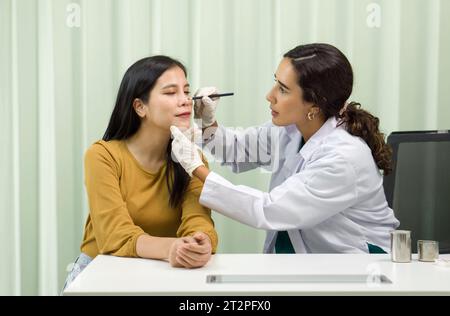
[192,92,234,100]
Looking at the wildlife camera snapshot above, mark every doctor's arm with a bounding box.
[169,127,359,230]
[199,153,358,230]
[170,125,271,182]
[194,87,276,173]
[192,165,210,183]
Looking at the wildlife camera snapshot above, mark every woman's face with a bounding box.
[266,58,314,128]
[143,66,192,130]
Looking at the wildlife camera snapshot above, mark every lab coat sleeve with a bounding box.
[203,121,278,173]
[199,152,358,230]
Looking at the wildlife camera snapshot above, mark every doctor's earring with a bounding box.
[307,112,315,121]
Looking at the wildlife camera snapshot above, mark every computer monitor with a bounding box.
[383,130,450,253]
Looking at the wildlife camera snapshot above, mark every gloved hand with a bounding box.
[170,125,205,177]
[184,122,203,147]
[193,87,219,128]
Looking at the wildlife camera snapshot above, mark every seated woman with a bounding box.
[63,56,218,291]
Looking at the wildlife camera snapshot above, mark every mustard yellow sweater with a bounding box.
[80,140,218,258]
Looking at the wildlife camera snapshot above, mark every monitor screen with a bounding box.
[393,141,450,253]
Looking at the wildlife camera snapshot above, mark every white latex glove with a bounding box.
[193,87,219,128]
[183,122,203,147]
[170,125,205,177]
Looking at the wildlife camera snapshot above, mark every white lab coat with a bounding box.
[200,117,399,253]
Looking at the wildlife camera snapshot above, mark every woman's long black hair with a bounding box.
[103,55,190,208]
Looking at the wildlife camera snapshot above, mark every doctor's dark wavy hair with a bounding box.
[284,43,392,175]
[103,56,190,208]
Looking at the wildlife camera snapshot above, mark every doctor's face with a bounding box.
[139,66,192,131]
[266,58,314,128]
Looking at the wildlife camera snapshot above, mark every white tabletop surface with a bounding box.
[63,253,450,296]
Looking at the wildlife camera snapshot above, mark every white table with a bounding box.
[63,254,450,296]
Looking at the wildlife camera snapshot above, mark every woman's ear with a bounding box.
[303,101,317,113]
[132,98,146,118]
[312,105,321,116]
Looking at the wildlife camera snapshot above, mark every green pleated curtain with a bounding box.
[1,0,450,295]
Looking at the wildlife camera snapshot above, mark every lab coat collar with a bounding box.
[284,124,300,139]
[299,117,339,162]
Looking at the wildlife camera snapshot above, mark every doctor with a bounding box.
[170,43,399,254]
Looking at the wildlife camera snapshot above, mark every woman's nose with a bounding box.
[180,95,192,107]
[266,87,275,103]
